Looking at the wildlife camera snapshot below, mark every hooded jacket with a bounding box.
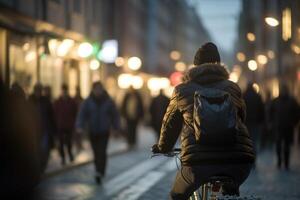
[158,63,255,165]
[76,92,120,134]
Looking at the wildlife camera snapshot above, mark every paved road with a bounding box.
[35,131,300,200]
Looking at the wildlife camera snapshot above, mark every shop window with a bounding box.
[9,34,37,95]
[40,56,63,98]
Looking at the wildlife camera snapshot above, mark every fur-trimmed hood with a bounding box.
[183,63,229,84]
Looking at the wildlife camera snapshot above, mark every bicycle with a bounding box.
[151,148,260,200]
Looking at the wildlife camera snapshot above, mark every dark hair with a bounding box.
[61,84,68,91]
[92,81,103,89]
[194,42,221,65]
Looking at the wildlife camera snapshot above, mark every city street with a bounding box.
[35,129,300,200]
[1,1,300,199]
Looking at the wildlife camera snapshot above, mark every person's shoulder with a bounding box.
[223,79,242,92]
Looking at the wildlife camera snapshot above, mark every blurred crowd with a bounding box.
[1,77,299,196]
[243,82,300,170]
[0,79,170,193]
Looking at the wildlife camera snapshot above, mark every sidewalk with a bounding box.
[44,125,157,177]
[44,136,128,176]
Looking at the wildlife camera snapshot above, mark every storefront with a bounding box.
[0,10,99,99]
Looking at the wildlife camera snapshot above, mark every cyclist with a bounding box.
[152,42,255,200]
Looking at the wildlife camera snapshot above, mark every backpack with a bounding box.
[193,82,238,146]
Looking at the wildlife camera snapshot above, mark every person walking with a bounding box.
[149,89,169,139]
[271,84,299,170]
[243,83,264,159]
[74,86,84,153]
[28,83,56,172]
[76,81,120,184]
[0,81,41,198]
[121,86,144,148]
[54,84,77,165]
[152,42,254,199]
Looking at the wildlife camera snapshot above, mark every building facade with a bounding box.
[0,0,211,99]
[235,0,300,101]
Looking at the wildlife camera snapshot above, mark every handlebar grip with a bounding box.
[173,148,181,152]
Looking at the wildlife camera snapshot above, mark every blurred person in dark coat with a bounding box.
[261,91,275,150]
[243,83,264,159]
[0,81,41,198]
[54,84,77,165]
[149,89,170,139]
[76,81,120,184]
[43,85,53,102]
[74,85,84,153]
[121,86,144,148]
[271,84,299,170]
[28,83,56,171]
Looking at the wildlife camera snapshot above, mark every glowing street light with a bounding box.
[248,60,258,71]
[128,56,142,70]
[267,50,275,59]
[118,74,132,89]
[247,32,256,42]
[236,52,246,62]
[97,40,118,63]
[48,39,59,56]
[90,59,100,70]
[175,61,186,72]
[257,54,268,65]
[131,75,144,89]
[78,42,93,58]
[170,50,181,60]
[57,39,74,57]
[291,44,300,54]
[252,83,260,93]
[115,57,125,67]
[117,73,144,89]
[265,17,279,27]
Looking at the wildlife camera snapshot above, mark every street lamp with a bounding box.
[257,54,268,65]
[128,56,142,70]
[175,61,186,72]
[115,57,125,67]
[170,50,181,60]
[78,42,93,58]
[265,17,279,27]
[248,60,258,71]
[247,33,256,42]
[90,59,100,70]
[236,52,246,62]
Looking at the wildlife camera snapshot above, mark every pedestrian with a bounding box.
[76,81,120,184]
[54,84,77,165]
[152,42,254,199]
[262,91,275,150]
[28,83,56,172]
[243,82,264,159]
[149,89,169,139]
[121,86,144,148]
[43,85,52,102]
[43,85,56,150]
[73,86,84,153]
[0,80,41,198]
[271,84,299,170]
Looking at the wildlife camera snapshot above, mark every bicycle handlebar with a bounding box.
[151,148,181,158]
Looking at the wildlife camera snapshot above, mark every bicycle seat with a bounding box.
[207,175,233,183]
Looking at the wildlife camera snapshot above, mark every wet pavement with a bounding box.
[35,129,300,200]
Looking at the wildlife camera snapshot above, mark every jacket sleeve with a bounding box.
[158,88,183,153]
[75,100,89,130]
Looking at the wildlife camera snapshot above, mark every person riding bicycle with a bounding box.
[152,42,255,200]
